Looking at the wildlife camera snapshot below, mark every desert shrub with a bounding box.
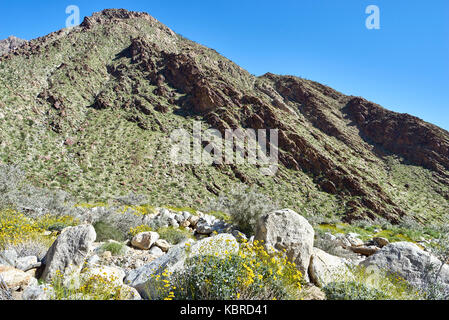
[0,164,75,218]
[206,185,278,235]
[99,242,127,256]
[328,265,422,300]
[93,221,126,242]
[313,233,359,261]
[4,240,49,260]
[50,269,128,300]
[323,281,389,300]
[0,209,54,250]
[415,223,449,300]
[156,227,193,245]
[115,192,148,206]
[151,240,303,300]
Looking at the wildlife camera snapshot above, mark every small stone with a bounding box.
[154,239,171,252]
[373,237,390,248]
[188,215,200,227]
[148,246,164,258]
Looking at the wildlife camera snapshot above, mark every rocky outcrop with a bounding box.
[255,209,314,281]
[0,36,26,55]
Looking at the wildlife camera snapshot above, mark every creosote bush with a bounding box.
[93,221,126,242]
[323,265,422,300]
[206,185,278,235]
[157,227,193,245]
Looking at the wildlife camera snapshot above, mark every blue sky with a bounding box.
[1,0,448,130]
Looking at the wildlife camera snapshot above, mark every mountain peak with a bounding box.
[0,35,27,55]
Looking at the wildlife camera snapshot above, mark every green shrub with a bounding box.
[323,281,389,300]
[157,227,193,245]
[206,185,278,235]
[93,221,126,242]
[99,242,126,256]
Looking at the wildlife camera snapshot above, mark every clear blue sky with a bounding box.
[1,0,448,130]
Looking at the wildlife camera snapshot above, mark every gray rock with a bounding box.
[195,218,214,234]
[148,246,164,258]
[360,242,449,292]
[0,250,17,267]
[308,248,350,287]
[255,209,314,281]
[41,224,96,283]
[22,284,55,300]
[15,256,38,271]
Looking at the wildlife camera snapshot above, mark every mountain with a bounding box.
[0,9,448,224]
[0,36,27,56]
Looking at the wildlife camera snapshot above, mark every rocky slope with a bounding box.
[0,36,27,56]
[0,9,448,224]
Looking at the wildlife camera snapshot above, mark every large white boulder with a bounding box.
[308,248,350,287]
[41,224,96,283]
[255,209,314,280]
[360,241,449,292]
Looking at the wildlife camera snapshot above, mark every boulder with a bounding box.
[350,246,379,256]
[0,249,17,267]
[15,256,38,271]
[22,283,55,300]
[131,231,160,250]
[154,239,171,252]
[255,209,314,280]
[41,224,96,283]
[308,248,350,287]
[0,265,36,290]
[360,242,449,291]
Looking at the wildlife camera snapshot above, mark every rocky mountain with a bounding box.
[0,36,27,56]
[0,9,448,224]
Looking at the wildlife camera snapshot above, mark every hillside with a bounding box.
[0,8,448,224]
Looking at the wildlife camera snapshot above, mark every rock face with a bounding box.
[360,242,449,291]
[308,248,350,287]
[125,234,238,298]
[255,209,314,280]
[41,224,96,283]
[0,36,26,55]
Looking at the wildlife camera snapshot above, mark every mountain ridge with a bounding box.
[0,8,448,224]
